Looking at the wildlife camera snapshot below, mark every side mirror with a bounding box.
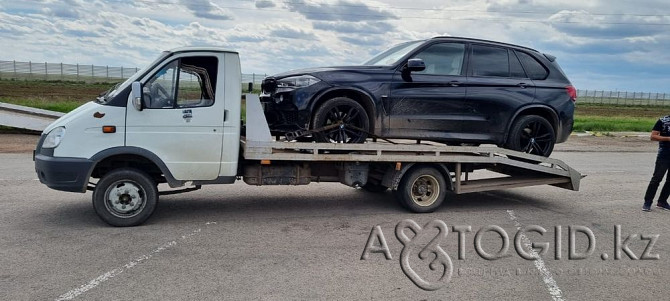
[131,81,143,111]
[406,58,426,72]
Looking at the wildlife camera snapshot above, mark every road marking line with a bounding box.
[506,210,565,301]
[55,222,216,301]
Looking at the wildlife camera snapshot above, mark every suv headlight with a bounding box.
[43,127,66,149]
[276,75,320,89]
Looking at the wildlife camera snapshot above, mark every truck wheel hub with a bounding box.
[105,181,144,216]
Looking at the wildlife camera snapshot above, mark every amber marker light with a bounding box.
[102,126,116,133]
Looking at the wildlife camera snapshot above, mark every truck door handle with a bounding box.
[517,83,528,89]
[448,81,461,87]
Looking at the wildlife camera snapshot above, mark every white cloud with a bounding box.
[255,0,276,9]
[0,0,668,92]
[179,0,233,20]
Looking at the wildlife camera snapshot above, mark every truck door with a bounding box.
[126,54,225,181]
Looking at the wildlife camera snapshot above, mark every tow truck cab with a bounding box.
[35,47,242,193]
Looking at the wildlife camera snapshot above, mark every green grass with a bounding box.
[573,115,657,132]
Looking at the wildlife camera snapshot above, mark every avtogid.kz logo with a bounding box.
[360,219,660,291]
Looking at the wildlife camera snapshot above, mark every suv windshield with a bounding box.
[362,40,425,66]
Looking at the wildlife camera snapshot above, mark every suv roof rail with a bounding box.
[430,36,539,52]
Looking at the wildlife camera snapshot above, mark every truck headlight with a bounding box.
[43,127,66,149]
[276,75,320,89]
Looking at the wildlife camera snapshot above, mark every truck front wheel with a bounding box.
[395,166,447,213]
[92,168,158,227]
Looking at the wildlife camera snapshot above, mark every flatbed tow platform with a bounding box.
[242,95,582,211]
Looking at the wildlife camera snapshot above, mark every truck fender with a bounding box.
[88,146,182,188]
[382,163,454,191]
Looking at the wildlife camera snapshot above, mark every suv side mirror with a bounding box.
[406,58,426,72]
[131,81,143,111]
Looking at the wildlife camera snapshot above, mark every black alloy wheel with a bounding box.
[506,115,556,157]
[312,97,369,143]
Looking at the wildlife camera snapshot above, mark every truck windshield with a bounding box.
[362,40,425,66]
[96,51,171,104]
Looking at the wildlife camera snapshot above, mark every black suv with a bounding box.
[261,37,576,157]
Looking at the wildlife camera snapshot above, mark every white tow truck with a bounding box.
[34,47,582,226]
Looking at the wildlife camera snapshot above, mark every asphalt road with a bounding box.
[1,150,669,300]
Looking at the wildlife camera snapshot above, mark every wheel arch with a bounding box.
[88,147,182,188]
[309,87,377,133]
[504,105,560,144]
[385,162,454,192]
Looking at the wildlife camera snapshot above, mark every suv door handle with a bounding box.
[448,80,461,87]
[517,83,528,89]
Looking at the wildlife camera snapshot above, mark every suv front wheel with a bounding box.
[505,115,556,157]
[312,97,369,143]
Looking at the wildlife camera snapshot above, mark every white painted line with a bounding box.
[506,210,565,301]
[55,222,217,301]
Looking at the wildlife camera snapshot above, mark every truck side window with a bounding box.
[145,60,178,109]
[143,56,218,109]
[177,56,217,108]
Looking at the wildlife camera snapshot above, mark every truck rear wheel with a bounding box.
[395,166,447,213]
[92,168,158,227]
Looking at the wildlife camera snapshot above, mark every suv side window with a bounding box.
[471,45,509,77]
[515,51,548,80]
[509,51,527,78]
[144,56,218,109]
[411,43,465,76]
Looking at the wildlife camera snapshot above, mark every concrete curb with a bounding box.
[571,131,649,138]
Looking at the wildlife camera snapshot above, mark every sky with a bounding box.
[0,0,669,93]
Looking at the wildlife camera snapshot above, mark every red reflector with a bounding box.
[102,126,116,133]
[566,85,577,102]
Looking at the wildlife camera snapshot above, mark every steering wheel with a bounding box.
[150,82,171,107]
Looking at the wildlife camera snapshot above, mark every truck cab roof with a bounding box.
[168,46,238,54]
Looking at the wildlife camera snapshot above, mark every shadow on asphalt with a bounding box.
[146,189,554,225]
[41,188,559,227]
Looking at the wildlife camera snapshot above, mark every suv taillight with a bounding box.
[566,85,577,102]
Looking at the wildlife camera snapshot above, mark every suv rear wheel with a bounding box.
[312,97,369,143]
[505,115,556,157]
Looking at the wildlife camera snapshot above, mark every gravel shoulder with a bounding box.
[0,133,658,154]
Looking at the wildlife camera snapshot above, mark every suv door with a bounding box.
[464,44,535,143]
[126,54,224,181]
[387,42,468,140]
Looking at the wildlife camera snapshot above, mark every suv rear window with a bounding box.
[516,51,548,80]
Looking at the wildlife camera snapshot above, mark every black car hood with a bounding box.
[272,65,389,80]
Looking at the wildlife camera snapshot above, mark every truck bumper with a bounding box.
[35,154,93,193]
